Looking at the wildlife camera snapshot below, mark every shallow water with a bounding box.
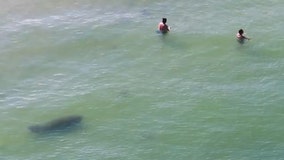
[1,0,284,159]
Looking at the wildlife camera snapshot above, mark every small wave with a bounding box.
[20,18,43,26]
[1,7,140,35]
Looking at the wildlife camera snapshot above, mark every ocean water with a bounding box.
[0,0,284,159]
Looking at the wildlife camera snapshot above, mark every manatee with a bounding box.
[28,115,82,133]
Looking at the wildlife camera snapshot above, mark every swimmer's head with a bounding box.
[162,18,167,24]
[239,29,244,35]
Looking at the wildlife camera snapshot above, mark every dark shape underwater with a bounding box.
[28,115,83,133]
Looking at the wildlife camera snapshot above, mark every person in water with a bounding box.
[236,29,250,43]
[158,18,170,34]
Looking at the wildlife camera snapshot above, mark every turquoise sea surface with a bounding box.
[1,0,284,159]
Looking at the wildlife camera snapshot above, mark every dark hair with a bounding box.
[239,29,244,35]
[162,18,167,24]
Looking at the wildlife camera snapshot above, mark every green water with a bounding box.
[1,0,284,159]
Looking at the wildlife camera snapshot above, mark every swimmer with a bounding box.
[236,29,250,43]
[158,18,170,34]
